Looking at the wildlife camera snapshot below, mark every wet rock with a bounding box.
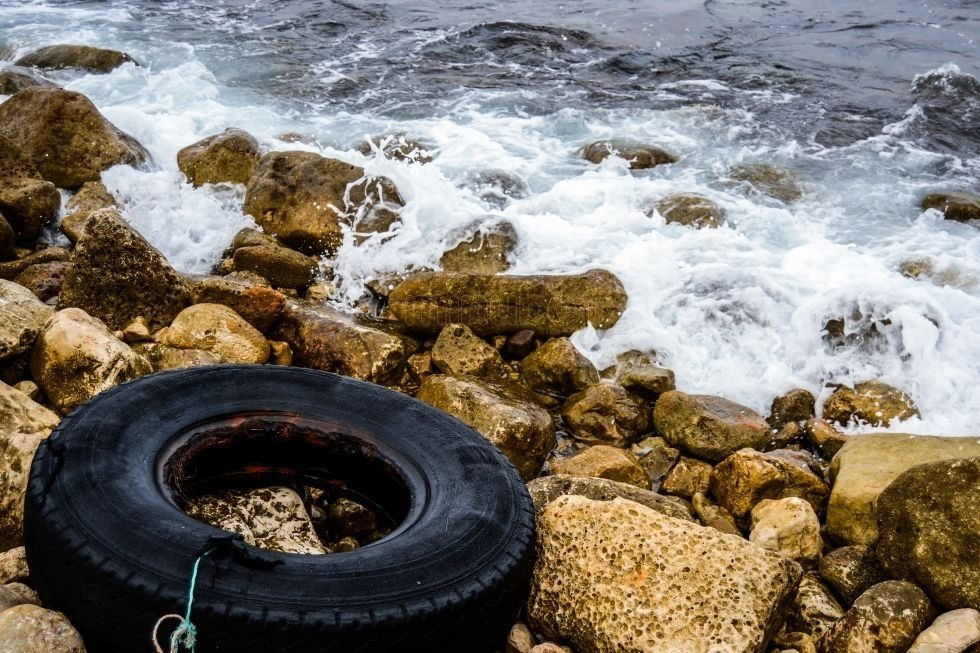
[750,497,822,566]
[0,214,12,261]
[271,299,408,385]
[660,455,712,500]
[326,498,378,539]
[0,604,87,652]
[561,383,649,447]
[614,360,675,400]
[177,128,261,186]
[356,134,433,163]
[232,243,318,289]
[0,247,69,282]
[0,177,60,240]
[581,139,677,169]
[15,43,135,73]
[0,382,58,436]
[921,192,980,224]
[389,269,628,337]
[30,308,151,413]
[691,491,741,536]
[825,434,980,546]
[65,180,116,217]
[131,342,221,371]
[632,436,679,489]
[268,340,292,366]
[527,495,802,653]
[655,194,725,229]
[0,280,53,360]
[0,430,46,550]
[505,329,536,359]
[526,474,695,522]
[416,374,555,480]
[729,163,803,203]
[908,609,980,653]
[0,547,29,585]
[0,66,56,95]
[243,150,402,254]
[876,457,980,611]
[550,445,648,489]
[709,449,830,522]
[786,573,844,641]
[822,380,919,427]
[161,303,269,364]
[430,323,508,379]
[520,337,598,399]
[191,275,285,332]
[0,583,39,612]
[803,417,849,460]
[822,581,935,653]
[653,390,770,462]
[186,486,325,555]
[13,262,68,304]
[466,169,529,208]
[439,219,517,275]
[58,209,190,331]
[0,87,148,189]
[819,545,889,606]
[769,389,816,431]
[506,622,535,653]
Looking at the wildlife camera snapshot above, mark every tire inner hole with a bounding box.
[162,416,412,555]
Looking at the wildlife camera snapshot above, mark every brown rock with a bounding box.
[660,455,712,500]
[430,323,508,379]
[191,275,285,332]
[439,219,517,274]
[520,337,599,398]
[632,436,680,490]
[729,163,803,203]
[0,177,60,239]
[656,194,725,229]
[804,418,849,460]
[0,87,148,189]
[769,389,816,431]
[786,573,845,640]
[0,547,29,585]
[921,192,980,224]
[15,43,135,72]
[0,604,87,652]
[614,360,675,399]
[0,248,69,281]
[130,342,221,371]
[0,279,54,360]
[0,213,13,261]
[161,303,269,364]
[58,209,190,330]
[822,581,935,653]
[177,128,261,186]
[819,546,889,606]
[561,383,649,447]
[232,244,318,289]
[389,269,628,337]
[505,330,536,359]
[550,445,648,489]
[822,380,919,427]
[0,430,46,550]
[0,382,58,437]
[750,497,823,565]
[0,66,56,95]
[526,474,695,522]
[709,449,830,522]
[0,583,39,612]
[13,261,69,303]
[691,491,741,536]
[581,140,677,169]
[653,390,770,462]
[416,374,555,480]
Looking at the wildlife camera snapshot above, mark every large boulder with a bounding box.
[0,430,46,550]
[581,140,677,169]
[0,382,59,437]
[416,374,555,480]
[430,323,508,379]
[876,457,980,611]
[15,43,135,72]
[186,487,326,555]
[190,275,285,333]
[822,581,935,653]
[520,337,599,398]
[653,390,770,462]
[0,66,56,95]
[822,381,919,427]
[177,128,261,186]
[160,303,269,364]
[0,604,86,652]
[525,474,694,522]
[0,87,148,189]
[57,209,190,331]
[825,434,980,546]
[388,269,628,337]
[29,308,151,413]
[921,192,980,224]
[561,383,649,447]
[243,150,402,254]
[439,219,517,275]
[270,300,408,385]
[0,280,53,360]
[710,449,830,522]
[550,445,649,489]
[527,496,802,653]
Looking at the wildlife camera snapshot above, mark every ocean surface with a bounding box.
[2,0,979,434]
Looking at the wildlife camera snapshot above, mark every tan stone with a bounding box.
[691,491,741,536]
[710,449,830,522]
[439,219,516,275]
[191,275,286,333]
[804,418,849,459]
[908,609,980,653]
[526,474,695,522]
[561,383,649,447]
[822,581,935,653]
[550,445,648,489]
[15,43,134,72]
[29,308,152,413]
[506,622,535,653]
[0,547,29,585]
[232,244,318,289]
[0,583,39,612]
[177,128,260,186]
[0,382,58,436]
[581,140,677,169]
[416,375,555,480]
[0,430,45,550]
[750,497,822,565]
[0,604,86,652]
[520,337,599,398]
[660,455,712,500]
[653,390,770,462]
[527,496,802,653]
[162,303,269,364]
[825,434,980,545]
[0,280,53,360]
[822,381,919,427]
[430,323,508,379]
[131,342,221,372]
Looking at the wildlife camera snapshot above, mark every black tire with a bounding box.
[24,366,534,653]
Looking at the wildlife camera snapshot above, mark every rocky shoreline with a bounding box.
[1,44,979,652]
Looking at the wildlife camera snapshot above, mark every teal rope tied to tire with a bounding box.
[152,548,215,653]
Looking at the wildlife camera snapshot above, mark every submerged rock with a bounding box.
[550,445,649,489]
[729,163,803,203]
[822,581,935,653]
[561,383,649,447]
[0,87,148,189]
[356,133,433,163]
[0,66,56,95]
[527,495,802,653]
[526,474,695,522]
[439,219,517,275]
[921,192,980,224]
[653,390,770,462]
[177,128,261,186]
[0,280,53,360]
[655,194,725,229]
[0,604,87,652]
[389,269,628,336]
[822,380,919,427]
[15,43,135,72]
[581,139,677,169]
[416,374,555,480]
[161,303,269,364]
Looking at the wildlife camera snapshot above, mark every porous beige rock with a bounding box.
[653,390,770,462]
[0,430,45,550]
[0,87,148,189]
[430,323,508,379]
[550,445,648,489]
[581,140,677,169]
[15,43,135,72]
[819,546,889,606]
[186,487,325,555]
[561,383,649,447]
[710,449,830,522]
[439,219,517,275]
[0,604,86,652]
[58,210,190,331]
[822,380,919,427]
[908,609,980,653]
[526,474,695,522]
[29,308,152,413]
[660,455,712,499]
[825,434,980,546]
[0,583,39,612]
[191,275,286,332]
[822,581,935,653]
[388,269,628,337]
[786,573,845,641]
[177,128,261,186]
[0,280,53,360]
[0,382,58,436]
[520,337,599,398]
[769,389,816,431]
[527,496,802,653]
[750,497,822,565]
[0,547,29,585]
[416,374,555,480]
[656,194,725,229]
[161,303,269,364]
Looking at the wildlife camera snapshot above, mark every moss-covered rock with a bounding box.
[822,380,919,427]
[177,128,261,187]
[520,337,599,398]
[653,390,770,462]
[655,194,725,229]
[729,163,803,203]
[581,140,677,169]
[0,66,56,95]
[15,43,136,73]
[822,581,935,653]
[921,192,980,224]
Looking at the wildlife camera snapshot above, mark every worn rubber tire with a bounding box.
[24,366,534,653]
